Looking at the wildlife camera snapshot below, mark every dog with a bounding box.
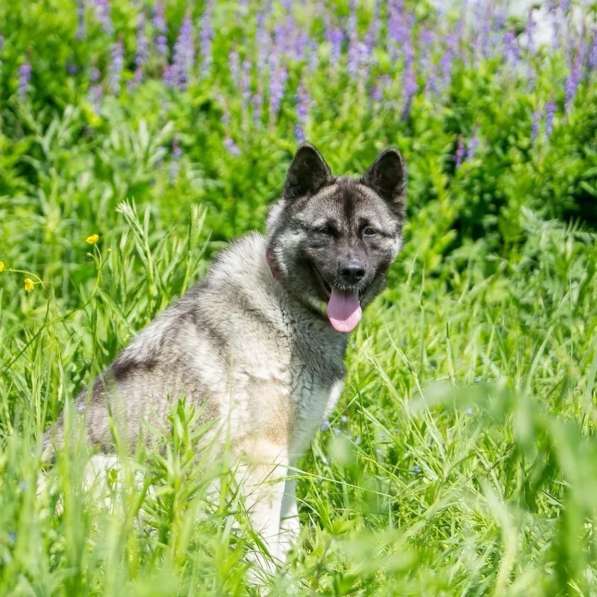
[45,143,406,570]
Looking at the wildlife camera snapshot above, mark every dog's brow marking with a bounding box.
[312,183,339,202]
[342,186,356,225]
[357,216,389,236]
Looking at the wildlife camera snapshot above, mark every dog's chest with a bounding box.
[289,358,343,460]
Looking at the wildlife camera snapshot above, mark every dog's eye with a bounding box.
[362,226,379,238]
[313,224,335,236]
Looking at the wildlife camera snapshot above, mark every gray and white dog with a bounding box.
[46,143,406,567]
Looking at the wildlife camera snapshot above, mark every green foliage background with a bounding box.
[0,0,596,594]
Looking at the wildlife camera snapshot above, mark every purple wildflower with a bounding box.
[271,22,286,65]
[454,137,466,167]
[419,28,435,59]
[133,11,148,85]
[347,0,360,75]
[401,55,416,120]
[396,10,416,118]
[171,13,194,89]
[295,82,310,142]
[200,1,213,77]
[273,16,300,60]
[267,17,290,118]
[67,63,78,75]
[325,21,343,65]
[425,70,438,96]
[256,11,271,74]
[306,38,318,72]
[108,39,123,94]
[468,131,479,158]
[565,49,582,111]
[269,64,288,118]
[388,0,408,48]
[439,29,458,91]
[253,82,263,125]
[503,31,520,64]
[455,0,467,40]
[545,101,556,137]
[371,83,382,102]
[364,0,380,56]
[288,20,308,62]
[163,64,176,87]
[439,46,453,85]
[94,0,112,35]
[224,137,241,156]
[371,74,390,102]
[349,14,373,79]
[89,66,102,110]
[474,0,492,59]
[419,28,437,95]
[589,30,597,70]
[89,84,102,110]
[18,62,32,98]
[90,65,100,83]
[492,7,507,37]
[219,93,247,141]
[550,10,561,50]
[348,39,369,77]
[241,59,251,105]
[153,1,168,57]
[289,19,303,59]
[229,50,240,86]
[76,0,86,40]
[531,110,540,142]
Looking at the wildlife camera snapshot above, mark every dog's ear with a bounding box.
[284,144,332,201]
[361,149,406,215]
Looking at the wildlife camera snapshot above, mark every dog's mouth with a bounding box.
[311,266,363,334]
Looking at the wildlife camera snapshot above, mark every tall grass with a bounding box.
[0,0,596,594]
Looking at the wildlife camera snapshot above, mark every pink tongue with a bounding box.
[327,289,362,333]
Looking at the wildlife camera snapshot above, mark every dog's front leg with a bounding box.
[278,476,299,561]
[238,440,288,577]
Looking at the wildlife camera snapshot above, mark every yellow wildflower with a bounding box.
[24,277,35,292]
[86,234,100,245]
[0,261,5,273]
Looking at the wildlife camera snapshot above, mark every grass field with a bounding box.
[0,0,596,594]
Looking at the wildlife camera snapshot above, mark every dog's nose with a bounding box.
[339,262,366,285]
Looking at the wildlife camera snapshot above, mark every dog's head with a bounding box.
[266,144,406,333]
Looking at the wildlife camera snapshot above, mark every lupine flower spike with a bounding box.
[133,11,148,85]
[18,61,32,98]
[153,1,168,57]
[171,13,194,90]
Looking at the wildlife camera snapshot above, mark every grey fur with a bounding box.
[45,143,407,567]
